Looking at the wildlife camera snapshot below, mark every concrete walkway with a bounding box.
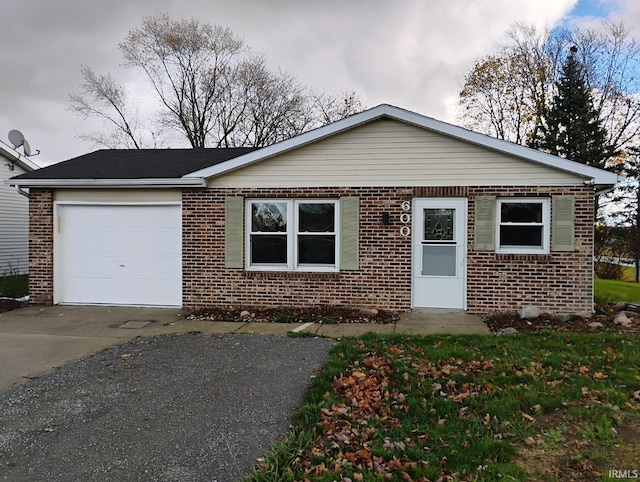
[0,305,489,392]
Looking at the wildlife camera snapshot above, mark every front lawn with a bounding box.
[247,333,640,481]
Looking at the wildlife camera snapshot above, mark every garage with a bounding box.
[54,202,182,307]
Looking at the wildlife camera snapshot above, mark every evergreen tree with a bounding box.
[528,46,613,169]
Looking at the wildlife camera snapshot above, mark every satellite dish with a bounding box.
[8,129,24,148]
[23,139,32,156]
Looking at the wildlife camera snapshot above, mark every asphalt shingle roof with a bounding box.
[12,148,257,180]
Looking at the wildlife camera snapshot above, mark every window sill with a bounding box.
[494,253,551,261]
[496,249,549,255]
[243,271,341,279]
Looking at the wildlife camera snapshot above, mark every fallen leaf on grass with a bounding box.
[522,412,536,422]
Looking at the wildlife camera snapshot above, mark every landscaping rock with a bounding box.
[518,306,541,320]
[484,307,639,334]
[613,302,629,312]
[614,313,633,327]
[550,313,572,323]
[360,308,379,317]
[240,310,251,319]
[499,327,519,335]
[575,311,593,319]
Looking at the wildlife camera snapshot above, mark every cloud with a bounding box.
[0,0,617,166]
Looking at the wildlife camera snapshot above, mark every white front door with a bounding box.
[412,198,467,309]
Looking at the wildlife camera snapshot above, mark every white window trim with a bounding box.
[496,198,550,254]
[245,199,340,272]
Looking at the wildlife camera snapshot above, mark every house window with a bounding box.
[496,199,550,253]
[247,199,339,270]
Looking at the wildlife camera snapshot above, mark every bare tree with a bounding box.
[457,21,640,155]
[216,56,314,147]
[458,23,554,144]
[69,13,363,149]
[118,14,244,148]
[68,66,146,149]
[572,23,640,153]
[311,91,363,125]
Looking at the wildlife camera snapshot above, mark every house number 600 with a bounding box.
[400,213,411,224]
[401,201,411,211]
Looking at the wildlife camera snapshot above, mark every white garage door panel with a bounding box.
[57,204,182,306]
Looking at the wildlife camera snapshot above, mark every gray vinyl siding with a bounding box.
[209,119,585,188]
[0,162,29,275]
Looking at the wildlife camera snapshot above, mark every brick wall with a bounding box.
[183,187,414,312]
[27,184,595,314]
[28,189,54,305]
[466,186,594,314]
[183,185,595,314]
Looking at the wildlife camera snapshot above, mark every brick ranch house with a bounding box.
[9,104,620,315]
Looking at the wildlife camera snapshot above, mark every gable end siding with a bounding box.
[209,119,586,188]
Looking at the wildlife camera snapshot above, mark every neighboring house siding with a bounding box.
[182,185,594,314]
[209,119,585,188]
[28,189,54,304]
[0,162,29,275]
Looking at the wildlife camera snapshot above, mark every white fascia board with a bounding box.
[0,141,39,171]
[183,103,621,186]
[6,178,206,188]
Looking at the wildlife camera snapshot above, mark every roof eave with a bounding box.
[6,178,206,188]
[0,142,38,172]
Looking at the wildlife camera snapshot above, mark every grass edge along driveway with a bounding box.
[247,332,640,482]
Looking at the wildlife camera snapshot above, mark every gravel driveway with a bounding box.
[0,334,334,481]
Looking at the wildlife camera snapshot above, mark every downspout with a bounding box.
[16,187,29,198]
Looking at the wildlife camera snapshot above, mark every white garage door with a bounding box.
[55,203,182,306]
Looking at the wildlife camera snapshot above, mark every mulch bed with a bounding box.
[187,305,399,324]
[0,299,26,314]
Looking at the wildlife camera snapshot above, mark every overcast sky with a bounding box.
[1,0,638,166]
